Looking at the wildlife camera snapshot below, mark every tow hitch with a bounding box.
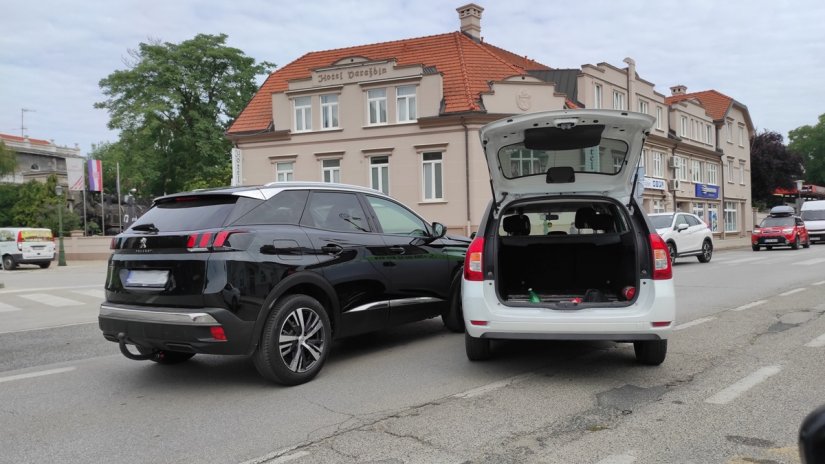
[117,332,155,361]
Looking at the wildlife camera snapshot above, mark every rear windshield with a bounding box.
[802,210,825,221]
[20,229,53,241]
[498,201,627,236]
[131,195,240,232]
[759,217,794,227]
[497,125,628,178]
[649,215,673,229]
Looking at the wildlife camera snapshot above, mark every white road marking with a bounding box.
[806,333,825,348]
[793,258,825,266]
[813,280,825,286]
[238,447,308,464]
[732,300,767,312]
[705,365,782,405]
[723,257,765,265]
[674,317,715,331]
[0,322,95,335]
[0,284,100,295]
[596,455,636,464]
[453,373,535,399]
[779,288,806,297]
[0,367,76,384]
[268,451,311,463]
[0,302,22,313]
[72,289,105,299]
[18,293,84,307]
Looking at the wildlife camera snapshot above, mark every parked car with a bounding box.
[98,182,469,385]
[648,212,713,263]
[0,227,55,270]
[752,205,810,251]
[461,109,675,365]
[801,199,825,244]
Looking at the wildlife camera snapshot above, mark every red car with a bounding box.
[752,206,810,251]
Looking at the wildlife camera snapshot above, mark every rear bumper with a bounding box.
[7,253,54,264]
[99,303,255,355]
[461,278,675,341]
[752,235,793,246]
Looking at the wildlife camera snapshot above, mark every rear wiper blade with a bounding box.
[131,223,159,233]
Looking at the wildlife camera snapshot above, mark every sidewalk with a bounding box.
[714,236,752,251]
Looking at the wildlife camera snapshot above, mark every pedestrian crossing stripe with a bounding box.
[18,293,84,307]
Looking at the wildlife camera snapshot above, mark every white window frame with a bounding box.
[613,90,625,110]
[739,160,746,185]
[396,85,417,123]
[691,160,702,183]
[692,202,705,222]
[708,203,719,232]
[639,100,649,114]
[706,124,713,145]
[727,158,734,183]
[680,116,688,137]
[653,199,665,214]
[421,152,443,201]
[656,107,663,130]
[293,96,312,132]
[652,151,664,178]
[674,156,688,181]
[370,156,389,194]
[594,83,603,109]
[367,88,387,125]
[640,149,647,168]
[275,161,294,182]
[707,163,718,185]
[726,121,733,143]
[724,201,738,233]
[738,125,745,147]
[320,94,339,130]
[321,158,341,183]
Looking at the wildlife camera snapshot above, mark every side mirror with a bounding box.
[431,222,447,239]
[470,231,477,239]
[676,223,689,232]
[800,405,825,463]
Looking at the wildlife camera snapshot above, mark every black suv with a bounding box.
[99,182,469,385]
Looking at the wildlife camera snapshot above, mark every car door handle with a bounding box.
[321,244,343,255]
[388,246,406,255]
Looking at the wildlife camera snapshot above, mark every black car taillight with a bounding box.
[187,230,244,252]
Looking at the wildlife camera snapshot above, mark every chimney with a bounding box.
[623,57,636,111]
[670,85,687,96]
[457,3,484,40]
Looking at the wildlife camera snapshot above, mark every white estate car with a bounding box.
[461,109,675,365]
[648,212,713,263]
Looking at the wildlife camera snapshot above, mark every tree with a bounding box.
[95,34,274,196]
[0,141,17,178]
[789,113,825,186]
[8,176,80,233]
[750,130,804,208]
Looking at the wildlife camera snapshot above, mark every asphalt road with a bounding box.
[1,245,824,463]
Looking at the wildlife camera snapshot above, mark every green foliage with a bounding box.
[750,130,804,206]
[94,33,274,197]
[0,141,17,177]
[3,176,80,234]
[789,113,825,186]
[0,184,21,225]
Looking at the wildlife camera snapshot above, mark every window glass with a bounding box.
[366,196,428,236]
[397,85,416,122]
[650,214,673,229]
[233,190,308,226]
[685,215,701,226]
[294,96,311,132]
[370,156,389,194]
[275,161,294,182]
[133,196,239,232]
[675,214,689,228]
[368,88,387,125]
[320,94,339,129]
[760,217,794,227]
[302,192,369,233]
[322,159,340,183]
[422,152,443,200]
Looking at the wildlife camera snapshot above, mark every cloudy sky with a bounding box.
[2,0,824,154]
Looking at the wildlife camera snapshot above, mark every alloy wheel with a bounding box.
[278,307,326,373]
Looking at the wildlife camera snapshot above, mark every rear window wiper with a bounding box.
[131,223,159,233]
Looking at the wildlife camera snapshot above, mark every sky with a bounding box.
[2,0,824,155]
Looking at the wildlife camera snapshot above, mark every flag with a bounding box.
[67,158,85,191]
[88,159,103,192]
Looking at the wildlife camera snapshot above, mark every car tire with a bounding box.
[135,346,196,364]
[752,245,760,252]
[2,255,16,270]
[465,332,491,361]
[634,339,667,365]
[697,240,713,263]
[667,242,677,264]
[39,261,51,269]
[803,238,811,249]
[442,279,465,333]
[254,294,331,386]
[792,236,800,250]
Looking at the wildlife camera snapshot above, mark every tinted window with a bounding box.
[233,190,308,226]
[685,215,701,227]
[366,196,428,236]
[302,192,370,232]
[802,210,825,221]
[675,215,690,228]
[760,217,794,227]
[131,196,238,232]
[649,214,673,229]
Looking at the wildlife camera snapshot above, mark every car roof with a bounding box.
[154,182,388,202]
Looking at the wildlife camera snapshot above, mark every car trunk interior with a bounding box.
[493,199,639,306]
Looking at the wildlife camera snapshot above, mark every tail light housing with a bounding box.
[464,236,485,281]
[649,233,672,280]
[16,231,23,251]
[187,230,243,252]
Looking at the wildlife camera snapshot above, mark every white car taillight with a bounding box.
[463,236,485,281]
[649,233,672,280]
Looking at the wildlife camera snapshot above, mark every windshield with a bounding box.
[649,215,673,229]
[131,195,240,232]
[497,126,629,179]
[759,217,794,227]
[802,210,825,221]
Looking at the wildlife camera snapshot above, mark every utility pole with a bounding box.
[21,108,35,137]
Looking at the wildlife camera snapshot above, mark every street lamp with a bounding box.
[55,184,67,266]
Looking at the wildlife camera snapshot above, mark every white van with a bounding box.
[0,227,55,270]
[801,200,825,243]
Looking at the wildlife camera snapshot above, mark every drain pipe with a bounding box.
[462,116,471,236]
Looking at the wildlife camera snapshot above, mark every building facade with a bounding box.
[0,133,83,187]
[227,3,754,239]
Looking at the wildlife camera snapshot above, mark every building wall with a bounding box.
[719,104,754,235]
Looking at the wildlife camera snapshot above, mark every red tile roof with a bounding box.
[228,32,550,135]
[665,90,734,121]
[0,133,52,146]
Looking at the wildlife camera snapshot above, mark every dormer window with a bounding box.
[396,85,417,122]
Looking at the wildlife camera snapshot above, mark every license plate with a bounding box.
[764,239,779,243]
[812,237,821,241]
[125,270,169,287]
